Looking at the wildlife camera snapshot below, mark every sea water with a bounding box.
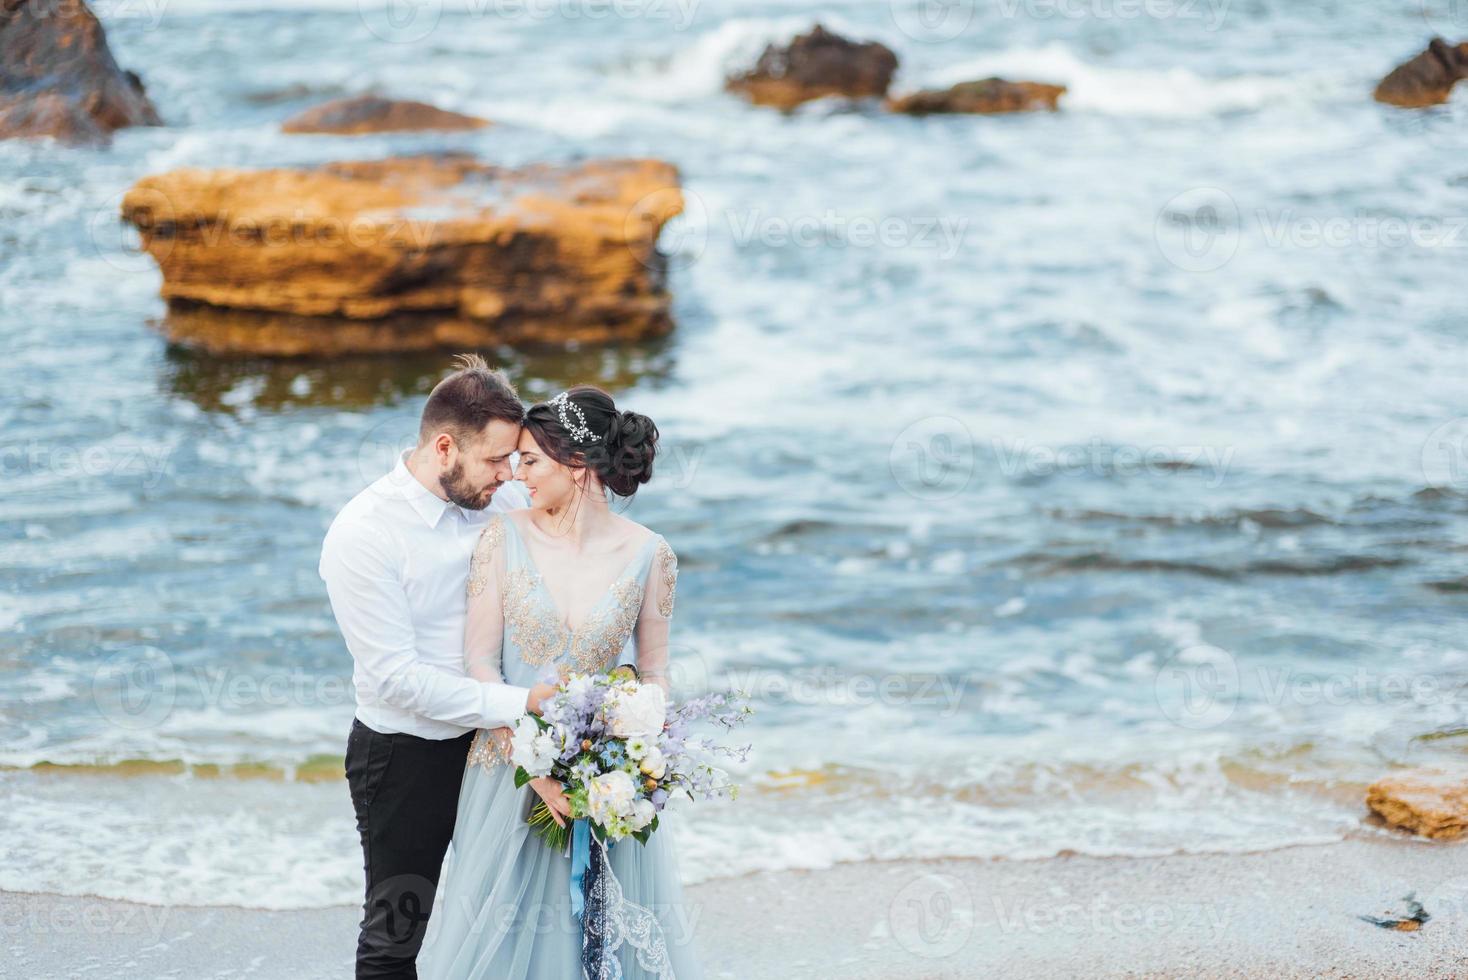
[1,0,1466,908]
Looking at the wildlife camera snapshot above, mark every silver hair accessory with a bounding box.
[550,391,602,444]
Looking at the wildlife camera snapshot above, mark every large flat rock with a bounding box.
[120,154,684,356]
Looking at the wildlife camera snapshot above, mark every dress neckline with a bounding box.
[502,514,658,637]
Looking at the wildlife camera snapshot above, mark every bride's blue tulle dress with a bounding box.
[418,514,703,980]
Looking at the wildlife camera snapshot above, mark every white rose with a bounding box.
[587,769,637,823]
[609,684,666,738]
[638,746,666,780]
[533,732,557,767]
[629,798,656,831]
[510,717,552,774]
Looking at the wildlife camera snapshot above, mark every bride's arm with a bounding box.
[634,537,679,695]
[464,520,535,723]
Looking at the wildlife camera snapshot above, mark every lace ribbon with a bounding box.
[579,833,676,980]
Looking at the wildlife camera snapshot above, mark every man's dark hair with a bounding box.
[418,353,524,445]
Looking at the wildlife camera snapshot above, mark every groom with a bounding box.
[320,354,554,979]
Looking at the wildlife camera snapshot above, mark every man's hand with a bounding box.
[525,682,557,716]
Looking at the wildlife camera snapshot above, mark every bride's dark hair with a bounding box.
[523,385,659,498]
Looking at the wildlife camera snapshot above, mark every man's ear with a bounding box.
[433,432,455,461]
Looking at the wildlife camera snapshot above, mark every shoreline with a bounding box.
[8,837,1467,979]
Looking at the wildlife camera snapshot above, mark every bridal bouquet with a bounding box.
[510,665,750,852]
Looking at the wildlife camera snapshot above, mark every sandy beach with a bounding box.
[7,837,1466,979]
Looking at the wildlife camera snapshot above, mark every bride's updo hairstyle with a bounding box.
[523,385,659,498]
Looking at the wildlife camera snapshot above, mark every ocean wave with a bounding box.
[1047,504,1343,529]
[0,703,355,771]
[927,42,1327,118]
[617,13,885,103]
[1010,548,1409,579]
[0,746,1373,908]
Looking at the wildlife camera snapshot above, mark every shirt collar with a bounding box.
[391,453,458,529]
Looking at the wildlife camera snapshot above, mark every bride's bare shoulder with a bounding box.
[608,513,659,548]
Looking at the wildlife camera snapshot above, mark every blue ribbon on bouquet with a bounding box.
[569,818,591,920]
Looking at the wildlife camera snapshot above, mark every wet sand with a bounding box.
[6,837,1465,979]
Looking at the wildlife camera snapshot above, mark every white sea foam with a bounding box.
[925,43,1324,118]
[0,743,1368,908]
[0,774,359,910]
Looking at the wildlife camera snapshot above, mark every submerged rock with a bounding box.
[120,154,683,356]
[887,78,1066,115]
[0,0,161,144]
[1366,770,1468,839]
[726,24,898,110]
[1374,38,1468,108]
[282,95,489,135]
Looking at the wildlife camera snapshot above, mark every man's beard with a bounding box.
[440,462,500,511]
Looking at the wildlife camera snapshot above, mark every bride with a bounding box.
[418,385,703,979]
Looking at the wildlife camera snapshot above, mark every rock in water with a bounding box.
[1366,771,1468,839]
[0,0,161,143]
[726,24,898,110]
[282,95,489,135]
[1374,38,1468,108]
[887,78,1067,115]
[120,155,684,357]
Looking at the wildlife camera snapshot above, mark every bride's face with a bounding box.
[514,428,583,512]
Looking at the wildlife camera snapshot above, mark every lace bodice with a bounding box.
[464,513,678,770]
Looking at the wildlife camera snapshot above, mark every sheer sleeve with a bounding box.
[464,518,528,744]
[635,537,679,695]
[465,517,508,683]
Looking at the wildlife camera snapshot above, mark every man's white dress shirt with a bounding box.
[320,455,531,739]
